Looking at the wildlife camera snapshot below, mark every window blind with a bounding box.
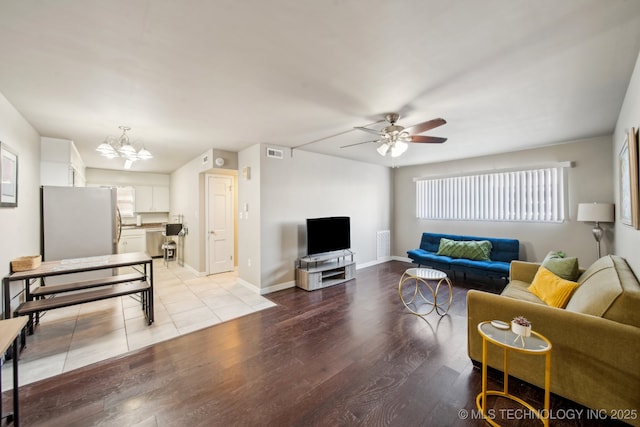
[415,167,565,222]
[116,186,135,218]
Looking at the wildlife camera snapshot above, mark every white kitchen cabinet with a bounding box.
[118,228,147,254]
[40,137,86,187]
[153,186,170,211]
[135,186,170,212]
[134,186,153,212]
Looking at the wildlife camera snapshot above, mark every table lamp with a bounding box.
[577,202,615,259]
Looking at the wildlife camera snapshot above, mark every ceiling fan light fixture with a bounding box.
[391,141,408,157]
[350,113,446,159]
[377,143,390,156]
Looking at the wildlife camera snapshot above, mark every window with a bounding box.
[415,166,566,222]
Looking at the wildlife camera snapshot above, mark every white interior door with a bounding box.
[207,174,234,274]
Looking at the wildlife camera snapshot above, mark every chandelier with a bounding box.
[96,126,152,166]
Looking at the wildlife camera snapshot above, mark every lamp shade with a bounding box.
[577,203,614,222]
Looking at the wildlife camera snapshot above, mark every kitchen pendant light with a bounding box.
[96,126,153,163]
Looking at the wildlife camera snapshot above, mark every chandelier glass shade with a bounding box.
[96,126,152,162]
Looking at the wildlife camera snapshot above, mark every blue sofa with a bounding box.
[407,232,520,281]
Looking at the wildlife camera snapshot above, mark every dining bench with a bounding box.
[3,252,154,348]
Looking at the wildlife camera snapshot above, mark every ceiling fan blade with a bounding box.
[408,135,447,144]
[403,118,447,135]
[354,126,382,136]
[340,140,381,148]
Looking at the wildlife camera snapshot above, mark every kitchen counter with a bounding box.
[120,224,164,256]
[121,223,165,231]
[120,222,183,259]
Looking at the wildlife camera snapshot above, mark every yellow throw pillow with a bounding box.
[528,266,580,308]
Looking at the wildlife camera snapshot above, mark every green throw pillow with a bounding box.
[436,238,492,261]
[541,251,579,281]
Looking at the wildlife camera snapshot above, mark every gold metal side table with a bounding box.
[476,321,552,427]
[398,268,453,316]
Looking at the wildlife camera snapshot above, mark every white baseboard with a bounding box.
[236,277,261,294]
[237,257,415,296]
[356,256,414,269]
[237,278,296,295]
[259,280,296,295]
[175,262,207,277]
[356,257,391,269]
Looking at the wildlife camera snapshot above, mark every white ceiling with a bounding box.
[1,0,640,173]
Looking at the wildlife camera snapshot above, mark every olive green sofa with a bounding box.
[467,255,640,425]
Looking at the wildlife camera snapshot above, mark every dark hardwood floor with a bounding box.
[7,261,628,426]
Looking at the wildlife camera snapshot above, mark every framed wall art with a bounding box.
[619,128,639,228]
[0,141,18,208]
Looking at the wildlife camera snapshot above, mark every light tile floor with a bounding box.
[2,260,276,389]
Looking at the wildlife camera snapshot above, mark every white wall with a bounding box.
[393,137,614,268]
[171,149,238,273]
[614,51,640,274]
[0,91,41,315]
[238,145,262,287]
[171,153,210,272]
[238,144,392,293]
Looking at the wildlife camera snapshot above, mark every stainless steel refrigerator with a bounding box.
[41,186,120,283]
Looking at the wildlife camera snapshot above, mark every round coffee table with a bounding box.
[398,268,453,316]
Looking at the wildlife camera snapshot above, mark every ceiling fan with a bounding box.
[341,113,447,157]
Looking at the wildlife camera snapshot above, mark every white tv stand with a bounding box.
[295,250,355,291]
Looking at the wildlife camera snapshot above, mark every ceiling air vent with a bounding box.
[266,147,284,159]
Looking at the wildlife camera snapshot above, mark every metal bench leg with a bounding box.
[148,288,154,324]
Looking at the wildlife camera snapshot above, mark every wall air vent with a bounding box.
[266,147,284,159]
[377,230,391,260]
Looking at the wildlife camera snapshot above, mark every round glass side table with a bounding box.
[476,321,552,427]
[398,268,453,316]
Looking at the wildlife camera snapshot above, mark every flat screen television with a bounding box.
[306,216,351,255]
